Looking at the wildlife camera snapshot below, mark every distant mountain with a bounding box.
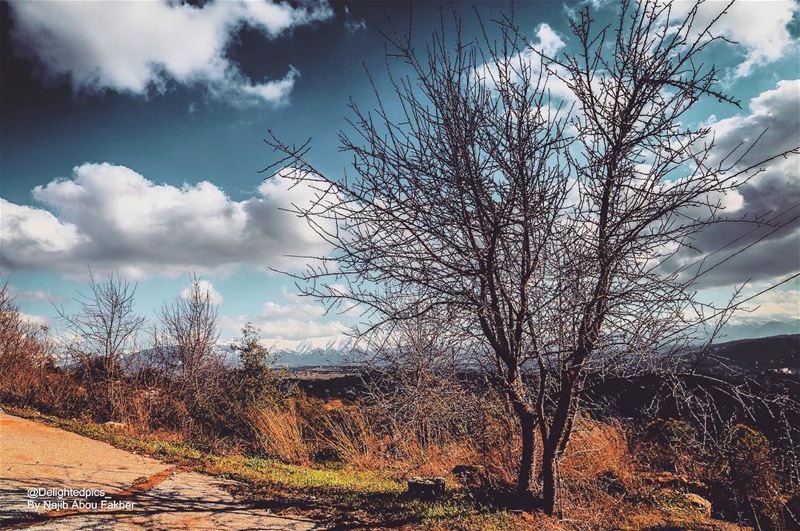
[219,335,361,368]
[222,326,800,369]
[719,319,800,342]
[265,336,363,367]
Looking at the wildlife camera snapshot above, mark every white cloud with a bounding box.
[738,284,800,322]
[344,18,367,34]
[238,66,300,106]
[475,23,574,103]
[221,289,347,341]
[221,310,347,341]
[0,199,85,258]
[181,279,224,306]
[8,0,332,105]
[662,0,798,79]
[343,7,367,34]
[711,80,800,160]
[19,312,49,328]
[531,23,566,58]
[6,287,63,303]
[262,300,324,319]
[1,163,331,278]
[244,316,347,340]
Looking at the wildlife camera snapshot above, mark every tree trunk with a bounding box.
[516,408,536,496]
[541,442,559,516]
[540,372,578,516]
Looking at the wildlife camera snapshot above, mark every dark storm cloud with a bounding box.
[674,80,800,288]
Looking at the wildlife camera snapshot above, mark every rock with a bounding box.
[407,477,446,499]
[684,493,712,517]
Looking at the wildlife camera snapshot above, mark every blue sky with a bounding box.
[1,0,798,343]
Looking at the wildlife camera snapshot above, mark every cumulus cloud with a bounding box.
[221,289,347,341]
[530,23,566,58]
[673,80,800,287]
[663,0,798,79]
[8,0,332,105]
[181,279,224,305]
[0,163,330,278]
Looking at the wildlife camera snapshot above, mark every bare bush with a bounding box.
[151,273,225,436]
[56,272,144,420]
[364,314,479,448]
[0,284,57,406]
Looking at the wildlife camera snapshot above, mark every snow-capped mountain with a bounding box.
[264,335,360,366]
[220,335,362,367]
[261,335,356,356]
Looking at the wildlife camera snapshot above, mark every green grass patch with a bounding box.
[209,454,404,493]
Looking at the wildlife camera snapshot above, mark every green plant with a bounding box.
[233,322,281,407]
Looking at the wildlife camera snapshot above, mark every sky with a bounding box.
[1,0,799,346]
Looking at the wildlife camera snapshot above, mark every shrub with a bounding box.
[640,418,706,477]
[232,322,282,407]
[721,424,784,529]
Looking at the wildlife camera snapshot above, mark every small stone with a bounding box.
[407,476,446,499]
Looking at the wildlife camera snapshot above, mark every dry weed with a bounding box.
[247,404,311,465]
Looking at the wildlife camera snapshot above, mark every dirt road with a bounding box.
[0,412,318,530]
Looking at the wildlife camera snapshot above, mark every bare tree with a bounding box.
[0,283,54,404]
[364,311,477,449]
[152,273,222,423]
[57,271,144,418]
[265,0,799,514]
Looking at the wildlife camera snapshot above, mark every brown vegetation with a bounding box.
[1,278,798,528]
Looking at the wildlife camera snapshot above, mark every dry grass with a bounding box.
[469,402,524,490]
[561,418,634,482]
[317,406,385,468]
[247,403,312,465]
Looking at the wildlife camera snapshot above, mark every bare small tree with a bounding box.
[365,311,477,449]
[0,283,54,404]
[57,271,144,418]
[152,273,222,424]
[266,0,799,514]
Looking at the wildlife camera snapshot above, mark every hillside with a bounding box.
[706,334,800,374]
